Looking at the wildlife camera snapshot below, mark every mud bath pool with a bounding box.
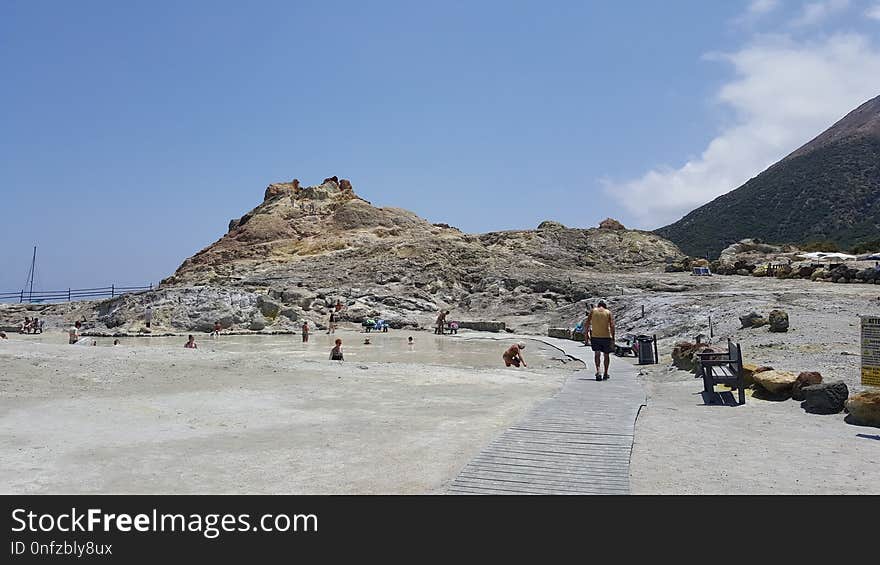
[0,332,582,494]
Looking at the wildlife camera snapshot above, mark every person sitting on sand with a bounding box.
[69,321,81,344]
[20,317,31,333]
[330,338,344,361]
[363,337,371,345]
[33,318,42,334]
[302,321,310,343]
[211,321,222,338]
[184,335,198,349]
[502,343,527,368]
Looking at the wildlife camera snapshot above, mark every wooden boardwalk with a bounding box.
[448,336,646,495]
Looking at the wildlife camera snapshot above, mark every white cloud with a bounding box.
[792,0,850,26]
[748,0,781,16]
[867,3,880,20]
[605,33,880,228]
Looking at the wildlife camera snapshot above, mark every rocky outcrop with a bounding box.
[800,381,848,414]
[792,372,823,401]
[845,391,880,427]
[599,218,625,230]
[752,370,798,395]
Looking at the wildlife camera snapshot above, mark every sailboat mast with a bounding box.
[28,246,36,302]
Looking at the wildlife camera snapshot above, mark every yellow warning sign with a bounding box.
[860,316,880,386]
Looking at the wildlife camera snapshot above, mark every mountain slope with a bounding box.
[655,95,880,258]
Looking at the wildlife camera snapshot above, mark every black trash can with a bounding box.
[636,335,656,365]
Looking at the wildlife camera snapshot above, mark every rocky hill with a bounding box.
[65,176,682,334]
[656,94,880,258]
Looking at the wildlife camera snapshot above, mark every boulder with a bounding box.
[279,307,299,321]
[742,363,773,387]
[810,269,827,281]
[598,218,625,230]
[257,295,282,319]
[671,341,712,372]
[338,178,353,192]
[801,381,848,414]
[752,370,798,395]
[537,220,567,231]
[845,391,880,427]
[768,309,789,332]
[249,312,267,331]
[740,312,767,329]
[791,371,823,401]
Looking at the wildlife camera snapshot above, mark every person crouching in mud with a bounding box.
[503,342,527,368]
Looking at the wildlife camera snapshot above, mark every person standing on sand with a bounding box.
[144,305,153,328]
[330,338,344,361]
[435,310,449,335]
[327,311,337,334]
[302,321,310,343]
[69,321,81,344]
[502,343,527,368]
[586,300,615,381]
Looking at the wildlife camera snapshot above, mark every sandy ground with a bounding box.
[630,362,880,494]
[0,331,577,494]
[622,274,880,494]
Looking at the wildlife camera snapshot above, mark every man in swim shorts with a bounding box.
[587,300,615,381]
[502,342,527,368]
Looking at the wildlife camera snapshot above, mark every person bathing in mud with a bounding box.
[330,338,344,361]
[184,335,198,349]
[503,342,527,368]
[211,321,222,338]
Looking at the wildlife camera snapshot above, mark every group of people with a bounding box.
[435,311,459,334]
[327,335,416,361]
[18,317,43,334]
[500,300,616,379]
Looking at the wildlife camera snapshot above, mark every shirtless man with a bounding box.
[502,342,527,368]
[586,300,615,381]
[435,310,449,335]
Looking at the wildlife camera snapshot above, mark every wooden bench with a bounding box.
[696,339,745,405]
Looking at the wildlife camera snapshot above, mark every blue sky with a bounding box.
[2,0,880,290]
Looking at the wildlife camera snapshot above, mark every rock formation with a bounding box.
[63,176,685,334]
